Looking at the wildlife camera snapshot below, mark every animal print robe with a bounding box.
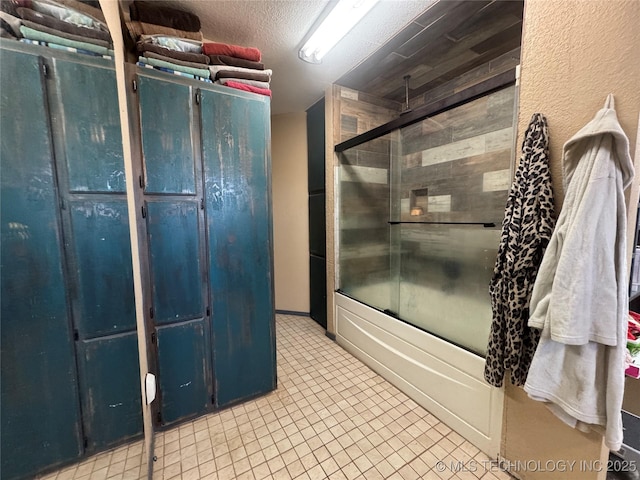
[484,113,555,387]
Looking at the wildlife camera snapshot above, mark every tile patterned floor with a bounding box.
[40,314,511,480]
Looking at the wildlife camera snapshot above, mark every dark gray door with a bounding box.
[307,98,327,328]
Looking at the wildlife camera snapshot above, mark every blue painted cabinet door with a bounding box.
[0,49,82,479]
[138,76,196,195]
[137,74,211,424]
[201,89,276,407]
[52,58,142,451]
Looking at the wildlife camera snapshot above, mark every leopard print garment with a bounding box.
[484,114,555,387]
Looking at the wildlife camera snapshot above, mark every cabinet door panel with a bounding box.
[54,59,125,193]
[69,200,135,337]
[201,90,276,407]
[156,320,209,423]
[138,76,196,194]
[146,201,203,324]
[0,48,82,480]
[77,333,142,450]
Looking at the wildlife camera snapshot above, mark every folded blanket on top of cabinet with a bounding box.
[208,64,271,81]
[223,80,271,97]
[30,0,107,32]
[137,41,210,65]
[125,20,202,42]
[138,56,210,79]
[17,6,111,41]
[215,68,271,82]
[130,0,201,32]
[207,54,264,70]
[138,34,201,53]
[217,77,270,89]
[0,10,22,37]
[19,24,109,54]
[52,0,106,23]
[141,51,209,70]
[20,19,110,47]
[202,42,261,62]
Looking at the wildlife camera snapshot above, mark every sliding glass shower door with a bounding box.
[338,84,517,356]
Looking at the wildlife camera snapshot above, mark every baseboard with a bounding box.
[275,310,310,317]
[325,331,337,341]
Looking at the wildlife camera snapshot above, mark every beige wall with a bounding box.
[503,1,640,479]
[271,113,310,313]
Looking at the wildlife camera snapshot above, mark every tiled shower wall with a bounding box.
[334,51,519,293]
[399,84,516,224]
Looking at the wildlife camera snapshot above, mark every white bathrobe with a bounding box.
[525,95,634,451]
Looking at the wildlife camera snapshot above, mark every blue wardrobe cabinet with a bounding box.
[0,40,142,480]
[129,67,276,423]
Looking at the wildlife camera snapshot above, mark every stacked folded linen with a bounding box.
[1,0,113,57]
[204,42,272,97]
[135,35,210,81]
[126,1,211,81]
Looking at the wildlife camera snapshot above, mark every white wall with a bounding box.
[271,112,310,313]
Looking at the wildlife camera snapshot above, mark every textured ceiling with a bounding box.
[158,0,438,115]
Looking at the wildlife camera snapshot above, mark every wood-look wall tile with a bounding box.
[341,114,358,134]
[482,169,511,192]
[421,134,486,166]
[340,165,388,185]
[428,194,452,212]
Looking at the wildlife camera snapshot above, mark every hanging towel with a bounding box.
[525,94,634,451]
[483,113,555,387]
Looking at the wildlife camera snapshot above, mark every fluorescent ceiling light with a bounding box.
[299,0,379,64]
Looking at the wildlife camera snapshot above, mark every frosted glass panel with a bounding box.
[337,85,516,356]
[396,224,500,355]
[338,133,395,312]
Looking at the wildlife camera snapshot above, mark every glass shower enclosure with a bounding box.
[337,82,517,356]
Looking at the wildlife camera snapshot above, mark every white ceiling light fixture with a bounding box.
[299,0,380,64]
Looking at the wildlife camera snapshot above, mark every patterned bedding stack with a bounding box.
[0,0,113,57]
[203,41,272,97]
[125,1,211,82]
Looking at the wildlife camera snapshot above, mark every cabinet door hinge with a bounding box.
[139,175,144,188]
[195,89,201,105]
[200,198,205,210]
[211,394,215,405]
[83,436,89,449]
[41,61,49,78]
[156,411,162,424]
[132,79,137,92]
[59,197,66,210]
[74,329,79,341]
[149,307,154,319]
[206,306,211,316]
[141,205,147,218]
[151,332,156,344]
